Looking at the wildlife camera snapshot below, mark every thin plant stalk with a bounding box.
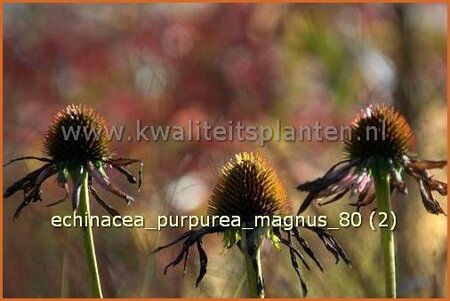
[60,252,70,297]
[372,164,396,298]
[78,168,104,298]
[241,228,265,298]
[231,272,247,298]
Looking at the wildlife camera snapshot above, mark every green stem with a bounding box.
[231,272,247,298]
[372,164,396,298]
[79,169,104,298]
[241,228,265,298]
[60,252,69,297]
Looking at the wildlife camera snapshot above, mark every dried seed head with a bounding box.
[43,104,112,163]
[208,152,291,221]
[344,105,414,162]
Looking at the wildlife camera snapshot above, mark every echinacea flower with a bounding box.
[4,104,143,219]
[297,104,447,215]
[152,152,350,297]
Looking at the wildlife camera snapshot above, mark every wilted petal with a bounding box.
[113,166,138,184]
[319,187,351,207]
[282,230,308,297]
[152,226,223,286]
[405,157,447,214]
[297,160,353,193]
[297,161,357,213]
[349,181,374,211]
[291,227,323,271]
[182,246,191,276]
[409,160,447,170]
[14,193,36,219]
[71,167,83,211]
[88,162,134,205]
[307,227,351,266]
[418,179,446,215]
[195,239,208,287]
[104,157,143,190]
[426,179,447,195]
[390,168,407,194]
[151,230,198,254]
[3,156,52,168]
[275,229,310,270]
[47,169,70,207]
[90,186,120,217]
[4,164,53,198]
[288,242,308,297]
[297,192,319,214]
[12,164,58,219]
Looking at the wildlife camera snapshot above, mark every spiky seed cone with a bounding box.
[43,104,112,163]
[344,105,414,162]
[208,152,292,222]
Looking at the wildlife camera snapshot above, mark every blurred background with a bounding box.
[3,3,447,298]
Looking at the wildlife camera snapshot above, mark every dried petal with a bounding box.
[71,167,83,211]
[307,227,351,266]
[405,158,447,214]
[3,156,52,168]
[105,158,143,190]
[4,164,53,198]
[287,239,308,297]
[275,229,310,270]
[90,186,120,217]
[291,227,323,271]
[114,166,137,184]
[319,187,351,207]
[195,239,208,287]
[297,161,356,213]
[12,164,58,219]
[89,162,134,205]
[418,180,446,215]
[408,160,447,170]
[152,226,223,285]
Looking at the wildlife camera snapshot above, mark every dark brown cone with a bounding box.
[207,152,292,222]
[43,104,112,163]
[344,104,414,162]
